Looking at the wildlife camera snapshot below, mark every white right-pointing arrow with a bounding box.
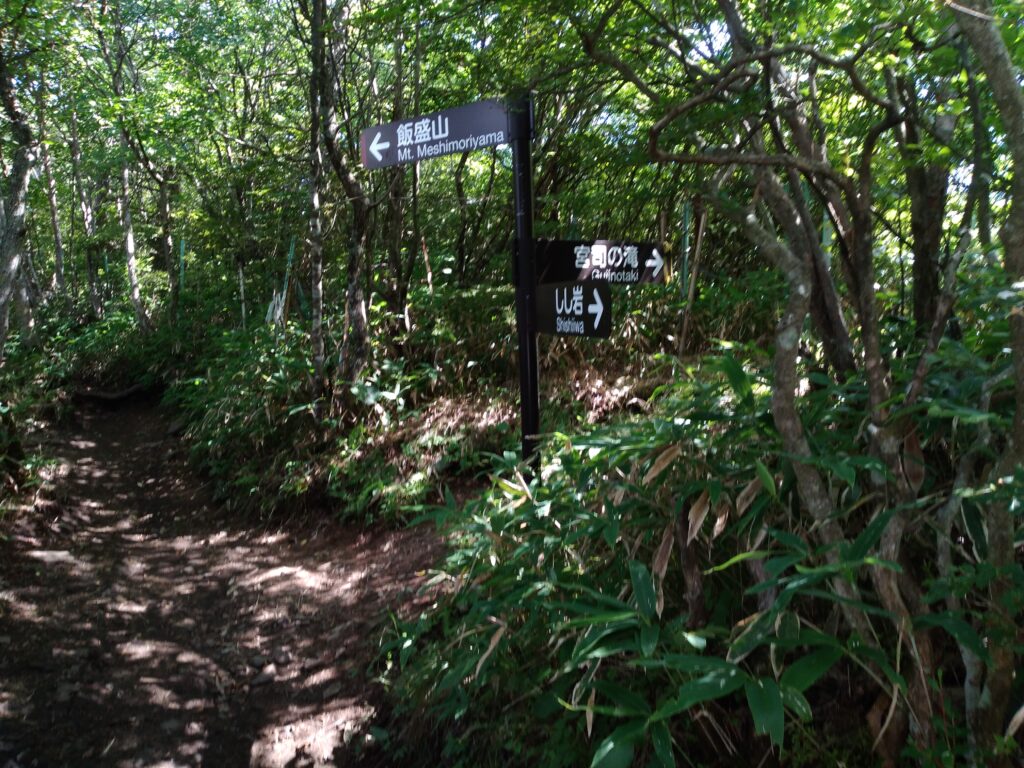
[646,247,664,278]
[369,132,391,162]
[588,288,604,329]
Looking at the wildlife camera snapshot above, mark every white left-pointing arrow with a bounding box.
[645,247,664,278]
[369,132,391,162]
[588,288,604,329]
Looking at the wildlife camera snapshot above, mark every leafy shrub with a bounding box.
[381,356,859,766]
[378,335,1023,767]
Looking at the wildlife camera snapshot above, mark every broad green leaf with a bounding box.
[719,355,753,404]
[745,678,785,747]
[631,654,734,674]
[727,610,773,664]
[780,686,813,721]
[591,721,644,768]
[768,528,808,556]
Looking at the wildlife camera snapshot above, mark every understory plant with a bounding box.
[380,334,1023,767]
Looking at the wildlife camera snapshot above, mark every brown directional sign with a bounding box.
[359,100,509,170]
[535,281,612,338]
[535,239,667,285]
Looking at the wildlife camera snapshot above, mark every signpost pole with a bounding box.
[509,93,540,467]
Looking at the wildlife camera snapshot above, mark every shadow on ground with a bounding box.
[0,398,441,767]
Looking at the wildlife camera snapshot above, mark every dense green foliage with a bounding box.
[381,273,1023,767]
[2,0,1023,765]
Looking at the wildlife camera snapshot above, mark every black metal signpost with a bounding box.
[360,95,541,464]
[361,95,661,467]
[507,96,541,465]
[535,239,667,285]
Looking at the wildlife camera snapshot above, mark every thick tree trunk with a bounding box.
[0,52,35,357]
[899,83,954,336]
[908,162,947,333]
[321,3,373,388]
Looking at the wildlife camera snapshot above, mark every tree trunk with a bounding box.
[321,3,373,388]
[70,109,103,318]
[898,79,954,336]
[679,201,706,353]
[908,161,947,333]
[158,177,179,320]
[307,0,327,407]
[950,4,1024,764]
[0,51,35,357]
[13,266,36,348]
[117,157,151,331]
[38,132,66,296]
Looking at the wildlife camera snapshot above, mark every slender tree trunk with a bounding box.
[679,202,706,353]
[117,157,151,331]
[307,0,327,404]
[38,132,66,295]
[70,110,103,318]
[237,260,247,330]
[158,176,179,320]
[950,5,1024,764]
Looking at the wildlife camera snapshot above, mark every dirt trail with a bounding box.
[0,399,440,767]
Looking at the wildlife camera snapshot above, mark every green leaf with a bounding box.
[629,561,657,621]
[780,686,813,721]
[650,667,746,722]
[563,611,639,628]
[914,612,989,662]
[745,678,785,747]
[768,528,808,556]
[594,680,651,717]
[780,646,843,692]
[631,654,734,674]
[754,460,776,499]
[651,720,676,768]
[727,610,774,664]
[640,623,659,657]
[719,355,753,404]
[847,507,897,561]
[591,721,643,768]
[704,550,770,575]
